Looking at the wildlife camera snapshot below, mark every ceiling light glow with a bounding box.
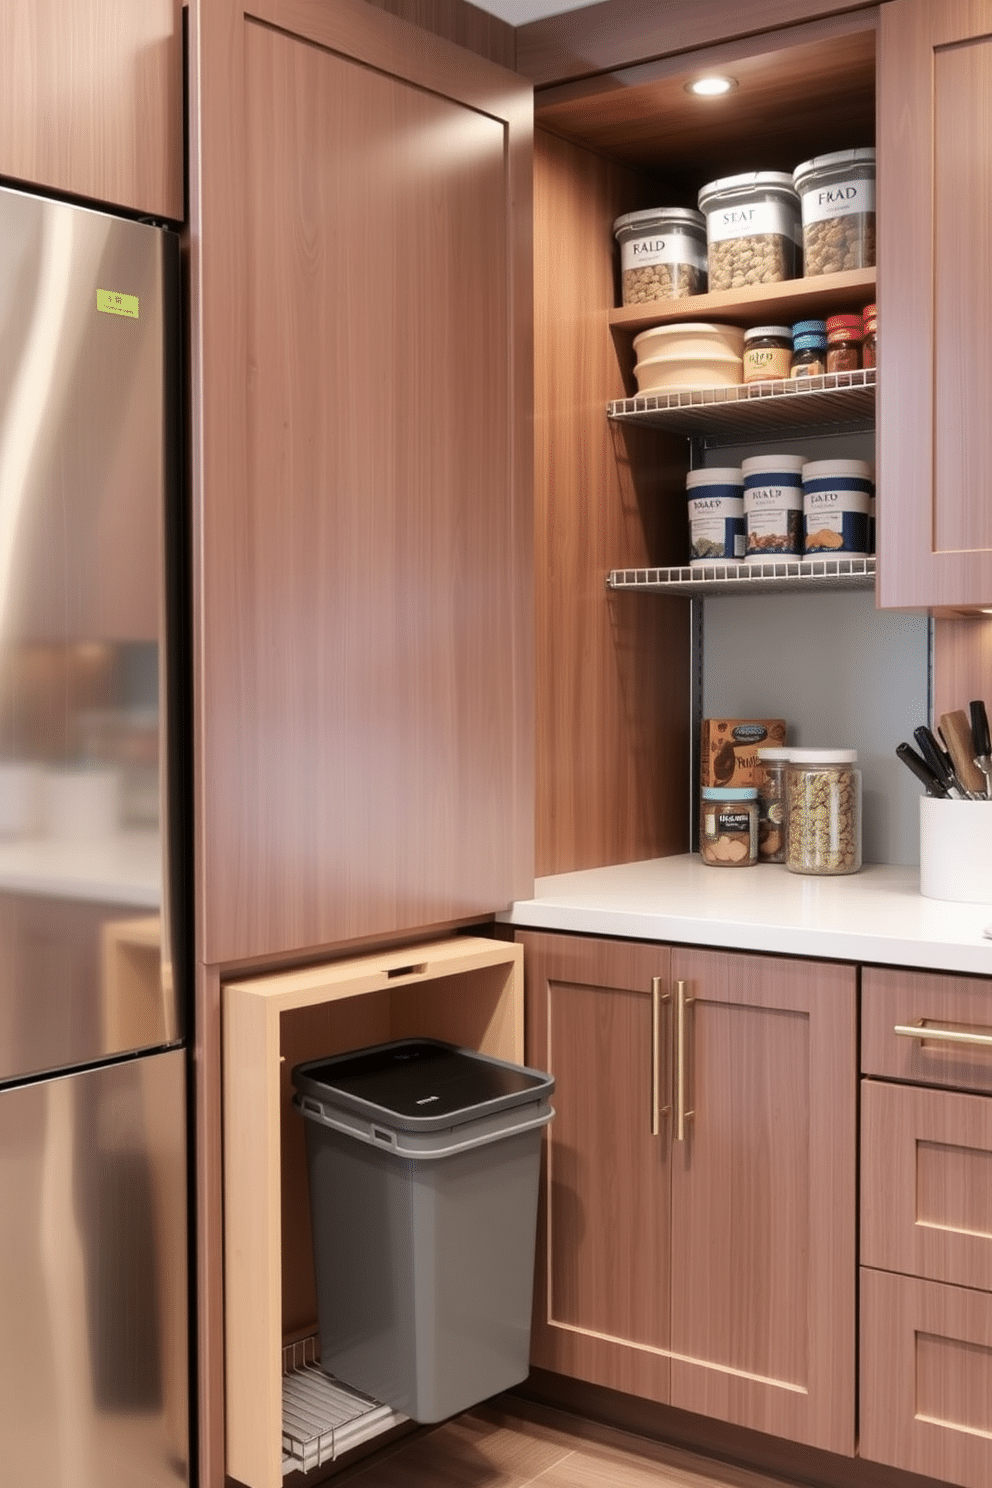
[686,75,737,97]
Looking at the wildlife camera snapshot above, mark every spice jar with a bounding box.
[825,314,862,373]
[862,303,877,368]
[699,786,758,867]
[743,326,792,384]
[785,749,862,876]
[790,320,827,377]
[755,747,791,862]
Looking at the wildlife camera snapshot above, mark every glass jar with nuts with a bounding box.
[699,786,758,867]
[613,207,708,307]
[697,172,802,293]
[793,149,876,277]
[785,749,862,875]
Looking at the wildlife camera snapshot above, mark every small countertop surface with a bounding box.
[500,856,992,977]
[0,831,160,907]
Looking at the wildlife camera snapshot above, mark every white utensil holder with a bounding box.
[919,795,992,903]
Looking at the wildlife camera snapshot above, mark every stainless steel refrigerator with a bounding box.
[0,185,189,1484]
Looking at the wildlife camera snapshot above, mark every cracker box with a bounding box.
[700,718,787,789]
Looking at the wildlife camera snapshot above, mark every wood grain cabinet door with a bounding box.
[877,0,992,608]
[521,929,673,1403]
[667,947,857,1457]
[188,0,533,963]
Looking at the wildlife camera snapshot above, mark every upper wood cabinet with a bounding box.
[0,0,184,221]
[187,0,533,965]
[877,0,992,610]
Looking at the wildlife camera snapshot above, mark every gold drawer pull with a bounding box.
[676,979,694,1142]
[894,1022,992,1049]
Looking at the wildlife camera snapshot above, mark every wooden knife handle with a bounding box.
[939,710,987,794]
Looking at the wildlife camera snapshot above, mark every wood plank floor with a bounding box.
[328,1396,802,1488]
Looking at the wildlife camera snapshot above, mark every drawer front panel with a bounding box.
[862,965,992,1092]
[860,1267,992,1488]
[862,1079,992,1290]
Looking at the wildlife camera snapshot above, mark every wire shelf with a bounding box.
[607,556,876,597]
[282,1337,405,1476]
[608,368,875,439]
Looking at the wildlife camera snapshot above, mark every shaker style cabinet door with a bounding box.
[0,0,183,220]
[188,0,533,964]
[877,0,992,608]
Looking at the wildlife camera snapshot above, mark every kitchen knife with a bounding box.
[938,710,986,798]
[969,699,992,797]
[912,725,960,797]
[896,742,950,798]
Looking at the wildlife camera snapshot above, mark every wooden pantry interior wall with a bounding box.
[530,8,924,872]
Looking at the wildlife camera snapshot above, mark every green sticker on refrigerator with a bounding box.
[96,289,139,319]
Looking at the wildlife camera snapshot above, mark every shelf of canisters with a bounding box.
[607,555,876,598]
[607,367,875,440]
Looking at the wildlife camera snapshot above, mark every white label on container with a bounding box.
[743,484,803,556]
[803,485,871,554]
[621,236,707,273]
[688,494,745,561]
[704,198,796,244]
[801,177,876,224]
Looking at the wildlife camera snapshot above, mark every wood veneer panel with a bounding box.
[516,0,877,87]
[0,0,183,219]
[533,128,690,877]
[365,0,515,67]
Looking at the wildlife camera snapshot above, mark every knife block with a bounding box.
[919,796,992,903]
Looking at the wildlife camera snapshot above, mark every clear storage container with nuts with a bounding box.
[613,207,708,306]
[697,172,802,293]
[699,786,758,867]
[755,747,791,862]
[792,148,876,277]
[785,748,862,876]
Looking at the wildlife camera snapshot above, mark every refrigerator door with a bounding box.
[0,186,183,1082]
[0,1049,188,1484]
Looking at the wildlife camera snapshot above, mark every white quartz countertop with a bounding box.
[0,831,160,907]
[500,856,992,977]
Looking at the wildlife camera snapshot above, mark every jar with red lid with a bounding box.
[825,314,862,373]
[862,303,877,368]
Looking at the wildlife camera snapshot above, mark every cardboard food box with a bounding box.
[700,718,787,789]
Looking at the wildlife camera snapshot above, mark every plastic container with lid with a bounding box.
[632,321,744,393]
[792,148,876,276]
[754,747,791,862]
[825,313,863,373]
[801,457,873,557]
[613,207,708,306]
[785,749,862,875]
[686,467,745,564]
[743,326,792,383]
[699,786,758,866]
[742,452,806,560]
[790,319,828,377]
[697,172,802,293]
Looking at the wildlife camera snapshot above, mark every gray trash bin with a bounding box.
[292,1037,555,1424]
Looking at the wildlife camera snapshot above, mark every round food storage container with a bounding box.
[699,786,758,867]
[801,458,873,557]
[743,325,792,384]
[741,452,806,560]
[754,747,791,863]
[632,322,744,393]
[697,172,802,293]
[785,749,862,876]
[613,207,708,306]
[686,467,745,564]
[792,148,876,276]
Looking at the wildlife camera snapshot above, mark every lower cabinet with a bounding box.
[518,930,858,1457]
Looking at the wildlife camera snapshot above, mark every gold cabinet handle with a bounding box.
[894,1021,992,1050]
[675,979,694,1142]
[651,976,671,1136]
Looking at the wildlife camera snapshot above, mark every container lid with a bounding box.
[793,148,876,192]
[292,1038,555,1133]
[742,452,808,474]
[802,458,874,479]
[686,466,744,488]
[743,326,792,342]
[792,320,827,335]
[613,206,706,239]
[632,321,740,348]
[793,332,828,351]
[756,747,792,760]
[702,786,758,800]
[788,748,858,764]
[826,313,864,338]
[698,171,799,210]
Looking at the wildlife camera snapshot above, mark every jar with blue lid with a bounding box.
[790,319,827,377]
[699,786,758,866]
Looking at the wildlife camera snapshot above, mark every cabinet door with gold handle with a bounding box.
[863,966,992,1093]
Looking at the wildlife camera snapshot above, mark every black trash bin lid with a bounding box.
[292,1038,554,1132]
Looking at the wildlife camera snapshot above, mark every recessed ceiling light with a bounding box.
[685,75,738,98]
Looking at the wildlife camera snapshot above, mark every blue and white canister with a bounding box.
[687,467,745,564]
[741,453,806,560]
[801,458,873,557]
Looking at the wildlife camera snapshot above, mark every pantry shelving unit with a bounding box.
[608,555,875,598]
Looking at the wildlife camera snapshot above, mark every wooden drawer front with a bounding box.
[860,1267,992,1488]
[862,1079,992,1291]
[862,965,992,1092]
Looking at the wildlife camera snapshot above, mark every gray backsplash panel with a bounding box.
[701,589,930,866]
